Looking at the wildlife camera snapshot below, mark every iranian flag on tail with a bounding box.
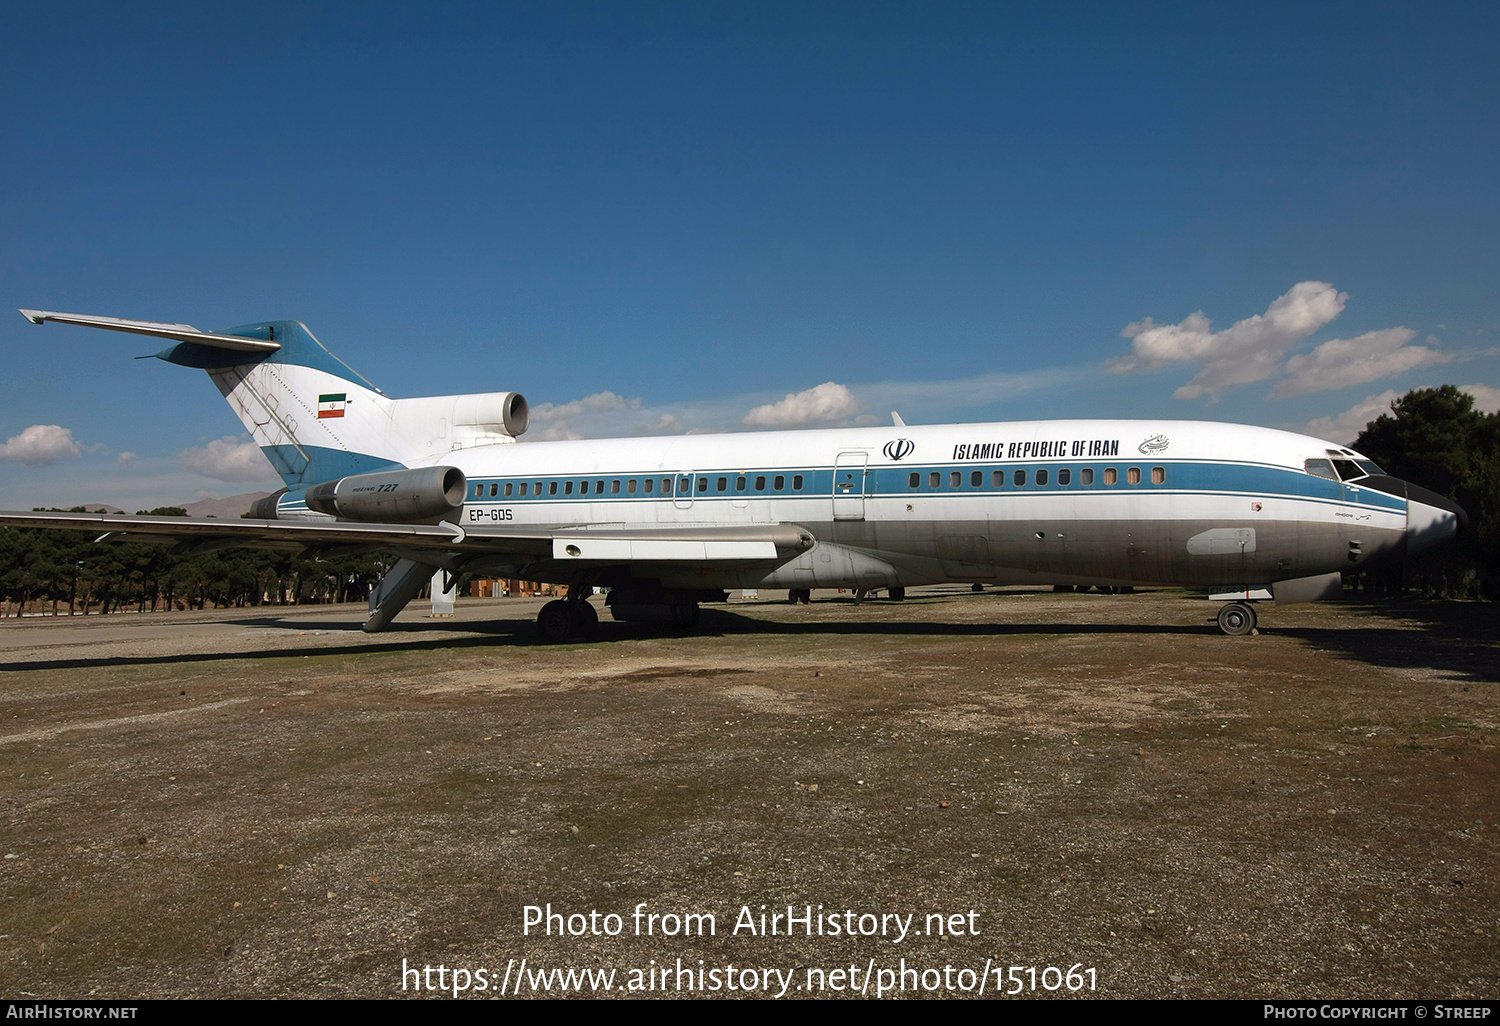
[317,393,347,418]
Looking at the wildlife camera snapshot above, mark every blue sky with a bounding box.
[2,1,1497,509]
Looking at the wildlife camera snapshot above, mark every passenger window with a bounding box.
[643,479,653,494]
[992,470,1004,486]
[1058,468,1071,486]
[909,472,920,488]
[756,476,766,491]
[548,481,558,496]
[663,478,673,493]
[611,480,621,494]
[774,475,785,490]
[519,482,529,496]
[1013,469,1026,486]
[735,476,747,492]
[698,477,708,493]
[1036,469,1049,486]
[1151,467,1165,484]
[595,480,604,494]
[564,480,574,495]
[473,484,483,498]
[929,472,941,488]
[950,471,962,487]
[534,481,542,494]
[1104,468,1117,485]
[1081,468,1094,485]
[627,479,637,494]
[489,483,499,498]
[971,470,983,487]
[716,477,727,492]
[1128,467,1142,484]
[504,483,514,497]
[793,475,804,490]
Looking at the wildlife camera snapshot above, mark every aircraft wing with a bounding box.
[0,510,814,566]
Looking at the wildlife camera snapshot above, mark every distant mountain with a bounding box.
[180,492,272,519]
[38,493,272,518]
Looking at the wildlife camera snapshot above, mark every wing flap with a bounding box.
[551,537,779,562]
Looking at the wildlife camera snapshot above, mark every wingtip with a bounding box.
[19,308,47,325]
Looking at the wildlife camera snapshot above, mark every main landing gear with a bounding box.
[1216,601,1257,636]
[537,597,599,643]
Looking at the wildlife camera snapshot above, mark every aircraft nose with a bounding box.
[1406,481,1468,556]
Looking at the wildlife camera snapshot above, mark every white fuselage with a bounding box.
[284,418,1415,593]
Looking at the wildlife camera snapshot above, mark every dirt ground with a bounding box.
[0,587,1496,1000]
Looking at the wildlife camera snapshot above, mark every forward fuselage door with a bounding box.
[833,451,868,521]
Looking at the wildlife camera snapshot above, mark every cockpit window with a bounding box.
[1304,458,1337,481]
[1321,449,1385,480]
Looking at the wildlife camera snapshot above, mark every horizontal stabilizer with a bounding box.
[19,310,282,354]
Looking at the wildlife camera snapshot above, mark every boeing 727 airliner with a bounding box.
[5,310,1467,639]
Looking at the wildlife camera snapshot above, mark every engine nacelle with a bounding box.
[304,466,467,522]
[454,391,529,438]
[388,391,530,446]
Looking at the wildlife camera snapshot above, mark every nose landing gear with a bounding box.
[1216,601,1258,636]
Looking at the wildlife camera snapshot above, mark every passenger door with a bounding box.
[833,452,868,521]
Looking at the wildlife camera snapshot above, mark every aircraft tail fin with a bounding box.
[21,310,529,490]
[157,319,404,488]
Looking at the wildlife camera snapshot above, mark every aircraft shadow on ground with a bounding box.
[1272,600,1500,687]
[0,607,1211,672]
[4,600,1492,679]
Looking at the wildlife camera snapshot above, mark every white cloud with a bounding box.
[742,382,861,428]
[1460,383,1500,413]
[528,391,642,440]
[634,413,684,434]
[0,424,83,466]
[519,363,1083,442]
[180,436,276,482]
[117,451,137,465]
[1111,282,1348,399]
[1271,328,1449,397]
[1303,391,1400,445]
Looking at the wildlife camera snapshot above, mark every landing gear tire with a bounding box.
[671,600,700,628]
[1217,601,1257,636]
[888,587,905,601]
[789,589,812,605]
[538,599,576,643]
[571,599,598,638]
